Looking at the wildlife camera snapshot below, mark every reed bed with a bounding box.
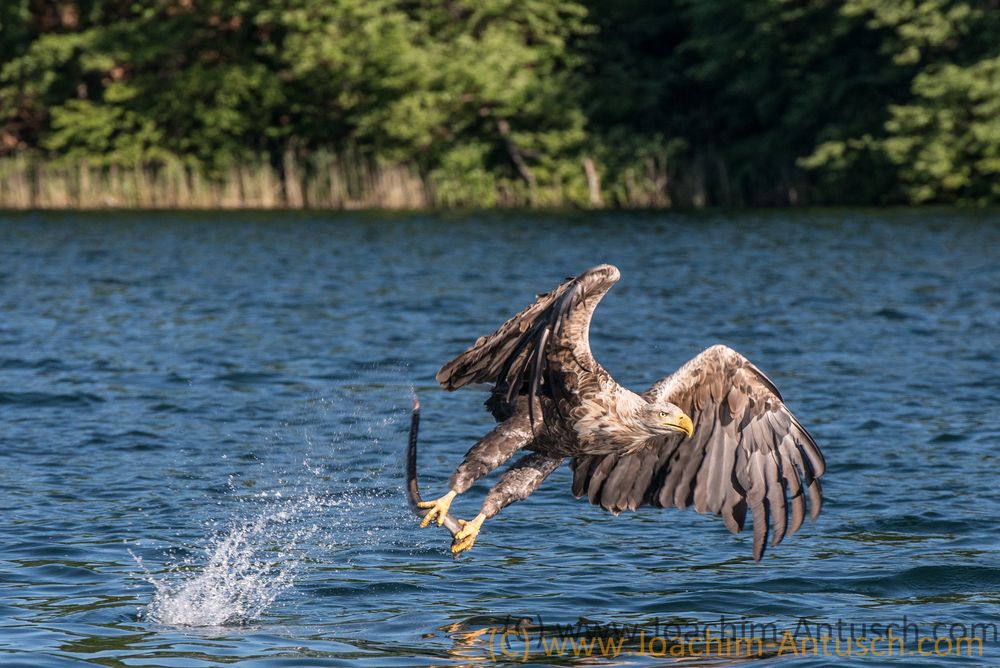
[0,151,729,210]
[0,152,432,210]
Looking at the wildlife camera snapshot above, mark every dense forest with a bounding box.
[1,0,997,208]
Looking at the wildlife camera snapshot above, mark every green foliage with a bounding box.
[802,0,1000,203]
[883,55,1000,203]
[431,143,502,207]
[1,0,997,206]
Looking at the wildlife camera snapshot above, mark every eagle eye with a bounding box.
[658,411,667,418]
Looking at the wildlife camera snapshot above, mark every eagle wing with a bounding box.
[436,264,621,422]
[570,345,825,560]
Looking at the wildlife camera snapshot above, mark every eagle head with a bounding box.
[639,401,694,438]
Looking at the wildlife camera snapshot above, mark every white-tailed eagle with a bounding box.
[409,264,825,561]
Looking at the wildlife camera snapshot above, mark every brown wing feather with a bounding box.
[435,264,622,421]
[570,345,825,561]
[435,278,575,391]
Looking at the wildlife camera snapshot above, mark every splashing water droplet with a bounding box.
[130,388,413,627]
[135,496,321,627]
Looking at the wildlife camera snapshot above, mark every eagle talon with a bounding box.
[451,513,486,555]
[417,490,457,528]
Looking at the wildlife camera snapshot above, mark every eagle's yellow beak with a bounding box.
[664,413,694,438]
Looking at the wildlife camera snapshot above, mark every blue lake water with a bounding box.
[0,210,997,666]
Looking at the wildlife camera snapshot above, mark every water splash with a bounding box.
[132,388,411,627]
[135,494,322,626]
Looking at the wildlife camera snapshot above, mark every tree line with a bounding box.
[1,0,997,208]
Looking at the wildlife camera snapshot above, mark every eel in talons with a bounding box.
[406,397,463,550]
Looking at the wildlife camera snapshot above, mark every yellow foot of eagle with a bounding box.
[417,490,457,528]
[451,513,486,555]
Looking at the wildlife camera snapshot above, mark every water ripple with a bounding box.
[0,391,104,406]
[0,211,997,665]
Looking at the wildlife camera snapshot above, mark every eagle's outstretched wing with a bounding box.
[570,345,825,560]
[436,264,621,422]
